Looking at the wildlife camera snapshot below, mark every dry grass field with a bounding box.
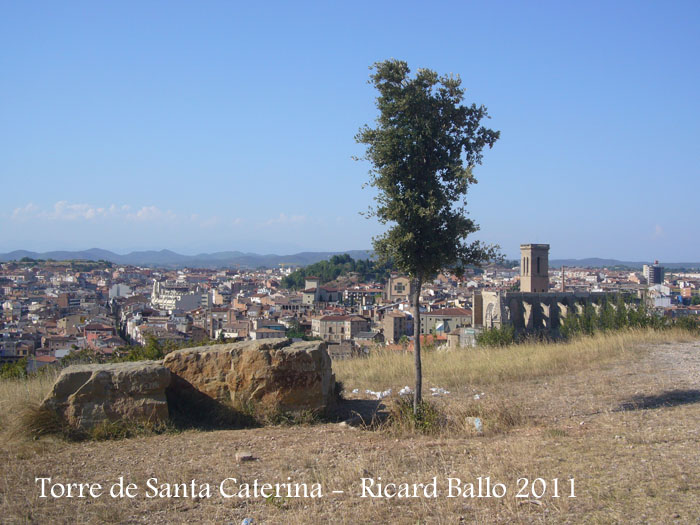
[1,329,699,524]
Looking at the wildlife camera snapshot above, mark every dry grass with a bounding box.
[334,328,696,391]
[0,367,59,437]
[379,396,524,437]
[1,332,699,523]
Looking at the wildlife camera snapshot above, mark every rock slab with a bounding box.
[163,338,335,413]
[41,361,171,430]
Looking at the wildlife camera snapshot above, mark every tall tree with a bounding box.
[356,59,500,413]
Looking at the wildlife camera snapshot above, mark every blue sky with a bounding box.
[1,1,698,260]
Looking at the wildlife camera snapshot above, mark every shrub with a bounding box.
[476,324,515,347]
[384,397,446,435]
[0,358,28,380]
[19,404,69,439]
[675,315,700,332]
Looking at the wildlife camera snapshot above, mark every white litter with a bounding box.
[352,389,359,394]
[365,388,392,400]
[430,387,450,396]
[399,386,413,396]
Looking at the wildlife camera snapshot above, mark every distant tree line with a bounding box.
[13,257,113,270]
[281,254,393,290]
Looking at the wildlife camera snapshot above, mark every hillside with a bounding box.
[0,249,374,269]
[1,331,698,524]
[281,254,392,289]
[3,249,700,271]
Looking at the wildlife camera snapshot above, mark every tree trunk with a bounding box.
[413,274,423,414]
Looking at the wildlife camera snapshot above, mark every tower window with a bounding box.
[537,257,541,274]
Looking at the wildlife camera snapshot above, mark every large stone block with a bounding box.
[163,338,335,414]
[41,361,171,430]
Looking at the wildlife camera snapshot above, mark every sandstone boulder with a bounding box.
[163,338,335,414]
[41,361,171,430]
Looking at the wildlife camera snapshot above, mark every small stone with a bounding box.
[236,451,254,462]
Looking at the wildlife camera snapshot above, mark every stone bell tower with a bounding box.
[520,244,549,293]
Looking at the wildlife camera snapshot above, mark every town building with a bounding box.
[420,307,472,335]
[643,261,664,285]
[382,310,411,343]
[383,275,414,302]
[311,314,370,343]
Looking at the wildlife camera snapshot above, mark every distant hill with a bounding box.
[3,249,699,271]
[550,258,700,270]
[0,248,374,269]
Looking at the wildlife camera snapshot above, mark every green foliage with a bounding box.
[597,298,616,331]
[674,315,700,332]
[386,397,445,435]
[0,358,28,379]
[614,294,629,329]
[281,254,392,289]
[557,295,695,340]
[356,59,500,410]
[355,59,500,279]
[284,319,321,341]
[60,348,103,365]
[691,295,700,306]
[476,325,516,347]
[285,318,305,339]
[112,335,224,362]
[121,336,165,361]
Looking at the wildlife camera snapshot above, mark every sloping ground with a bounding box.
[1,340,698,524]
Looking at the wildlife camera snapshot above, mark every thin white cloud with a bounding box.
[10,200,211,225]
[652,224,664,239]
[264,213,307,226]
[11,203,40,221]
[8,201,240,228]
[50,201,108,220]
[126,205,176,222]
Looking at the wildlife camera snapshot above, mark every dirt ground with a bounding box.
[1,340,698,524]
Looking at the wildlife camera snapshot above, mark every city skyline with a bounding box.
[2,1,699,260]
